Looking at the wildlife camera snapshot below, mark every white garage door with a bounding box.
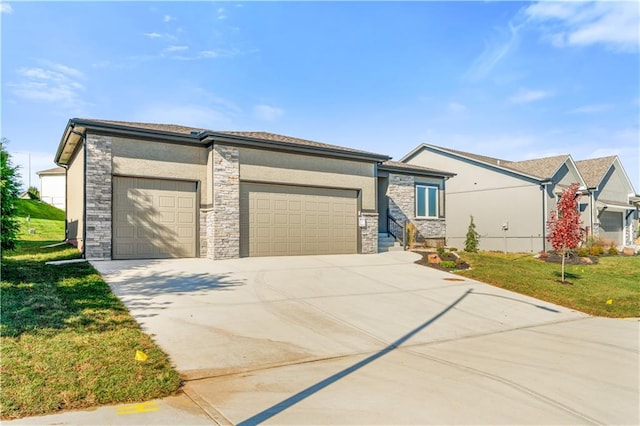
[240,183,358,257]
[599,211,623,246]
[113,177,197,259]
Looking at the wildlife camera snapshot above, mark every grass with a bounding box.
[0,240,182,419]
[14,199,65,221]
[457,251,640,318]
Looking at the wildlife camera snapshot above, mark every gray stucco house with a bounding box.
[403,144,639,252]
[402,144,588,253]
[54,118,453,260]
[575,156,639,247]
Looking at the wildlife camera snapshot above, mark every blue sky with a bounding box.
[2,1,639,192]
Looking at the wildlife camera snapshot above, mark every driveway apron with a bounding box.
[93,252,639,425]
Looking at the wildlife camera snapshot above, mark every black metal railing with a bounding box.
[387,210,406,250]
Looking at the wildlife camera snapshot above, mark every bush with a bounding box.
[449,247,458,252]
[27,186,40,200]
[406,222,416,249]
[464,215,480,252]
[437,246,446,257]
[440,260,456,269]
[577,247,589,257]
[589,246,605,256]
[608,247,619,256]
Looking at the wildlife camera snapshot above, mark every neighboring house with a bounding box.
[37,166,66,210]
[402,144,586,253]
[575,156,639,247]
[54,118,451,260]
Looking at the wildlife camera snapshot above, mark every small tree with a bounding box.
[1,138,21,252]
[464,215,480,252]
[546,183,584,283]
[27,186,40,200]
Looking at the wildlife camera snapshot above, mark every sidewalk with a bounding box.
[6,392,220,425]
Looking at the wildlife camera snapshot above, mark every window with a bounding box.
[416,185,438,218]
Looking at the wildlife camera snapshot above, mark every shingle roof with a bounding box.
[575,156,616,188]
[507,155,569,179]
[74,119,386,159]
[423,144,568,180]
[380,160,455,177]
[37,166,65,175]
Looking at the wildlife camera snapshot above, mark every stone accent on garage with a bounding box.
[199,208,208,257]
[85,134,112,260]
[211,145,240,259]
[387,173,446,244]
[360,212,379,254]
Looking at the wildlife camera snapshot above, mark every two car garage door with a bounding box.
[240,183,358,257]
[113,178,358,259]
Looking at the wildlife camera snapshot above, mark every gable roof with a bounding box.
[37,166,65,176]
[402,143,568,181]
[379,160,455,178]
[574,156,617,189]
[56,118,390,165]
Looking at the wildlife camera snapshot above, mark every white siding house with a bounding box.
[37,166,66,210]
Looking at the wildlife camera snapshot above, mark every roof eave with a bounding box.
[202,133,390,162]
[378,163,455,178]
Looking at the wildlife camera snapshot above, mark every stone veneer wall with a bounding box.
[360,212,379,254]
[209,145,240,259]
[84,134,112,259]
[387,173,446,241]
[199,209,208,257]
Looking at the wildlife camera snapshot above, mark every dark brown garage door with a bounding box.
[113,177,197,259]
[240,183,358,257]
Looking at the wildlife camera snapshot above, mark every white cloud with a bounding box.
[164,45,189,53]
[163,14,175,23]
[144,32,162,39]
[217,7,227,20]
[509,89,553,104]
[447,102,467,113]
[569,104,612,114]
[465,21,522,80]
[525,1,640,52]
[9,63,85,105]
[253,104,284,122]
[1,3,13,14]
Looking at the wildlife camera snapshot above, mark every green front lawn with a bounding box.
[14,199,65,221]
[0,241,181,419]
[457,251,640,318]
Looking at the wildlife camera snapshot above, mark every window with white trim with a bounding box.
[415,184,438,218]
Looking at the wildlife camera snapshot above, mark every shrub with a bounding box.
[406,222,416,248]
[437,246,446,257]
[449,247,458,252]
[589,246,604,256]
[440,260,456,269]
[27,186,40,200]
[464,215,480,252]
[608,246,619,256]
[577,247,589,257]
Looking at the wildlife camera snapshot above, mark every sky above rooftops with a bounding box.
[1,1,638,192]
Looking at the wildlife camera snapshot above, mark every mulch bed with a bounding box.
[539,252,599,265]
[413,251,471,272]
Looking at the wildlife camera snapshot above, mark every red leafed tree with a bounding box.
[546,182,584,282]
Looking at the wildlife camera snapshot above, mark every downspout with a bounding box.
[60,164,68,242]
[70,128,87,259]
[541,180,551,252]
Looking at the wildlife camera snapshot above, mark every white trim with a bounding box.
[415,184,438,219]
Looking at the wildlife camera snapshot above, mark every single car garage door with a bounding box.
[240,183,358,257]
[113,177,197,259]
[599,210,623,246]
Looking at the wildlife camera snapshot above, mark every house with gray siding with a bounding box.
[401,144,587,253]
[575,156,639,247]
[54,118,452,260]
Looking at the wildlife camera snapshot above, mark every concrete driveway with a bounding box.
[93,251,639,425]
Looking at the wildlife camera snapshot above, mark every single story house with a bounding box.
[401,144,587,253]
[37,166,66,210]
[54,118,453,260]
[575,156,639,247]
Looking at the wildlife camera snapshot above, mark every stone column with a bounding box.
[84,134,112,260]
[210,144,240,259]
[360,212,379,254]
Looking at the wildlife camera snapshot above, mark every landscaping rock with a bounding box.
[622,247,636,256]
[427,254,441,264]
[580,257,593,265]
